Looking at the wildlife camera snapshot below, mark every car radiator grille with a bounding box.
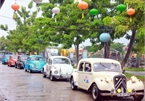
[113,75,127,93]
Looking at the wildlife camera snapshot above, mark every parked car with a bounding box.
[7,55,17,67]
[1,54,11,64]
[70,58,144,101]
[43,56,74,81]
[24,55,46,73]
[15,55,28,69]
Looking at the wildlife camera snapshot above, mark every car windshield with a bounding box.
[21,56,28,60]
[31,56,44,61]
[93,62,121,72]
[53,58,70,64]
[51,53,59,56]
[11,55,17,59]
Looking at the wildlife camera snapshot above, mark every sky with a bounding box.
[0,0,130,47]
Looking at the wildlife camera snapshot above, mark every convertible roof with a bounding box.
[79,58,120,64]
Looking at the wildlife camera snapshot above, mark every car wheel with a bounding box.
[43,69,46,78]
[91,83,100,101]
[49,72,54,81]
[28,67,32,73]
[70,77,77,90]
[24,68,27,72]
[133,94,144,101]
[15,63,17,68]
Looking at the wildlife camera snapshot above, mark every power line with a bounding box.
[0,15,13,19]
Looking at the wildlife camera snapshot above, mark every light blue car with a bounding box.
[24,55,46,73]
[1,54,11,64]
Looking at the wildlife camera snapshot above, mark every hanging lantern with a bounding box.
[11,2,20,11]
[52,7,60,14]
[127,8,135,22]
[78,1,88,18]
[90,8,98,16]
[99,33,110,42]
[117,4,127,12]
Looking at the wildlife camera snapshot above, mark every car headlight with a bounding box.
[54,70,58,74]
[31,64,36,68]
[117,88,122,93]
[105,76,111,83]
[130,76,138,83]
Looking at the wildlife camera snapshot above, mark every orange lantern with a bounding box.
[11,2,20,11]
[78,1,88,18]
[127,8,135,22]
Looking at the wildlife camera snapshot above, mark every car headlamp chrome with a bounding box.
[105,76,111,83]
[54,70,58,74]
[130,76,138,83]
[31,63,36,68]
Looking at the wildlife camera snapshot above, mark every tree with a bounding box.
[103,0,144,69]
[110,42,124,53]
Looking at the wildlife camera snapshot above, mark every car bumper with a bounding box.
[53,74,71,79]
[101,92,144,97]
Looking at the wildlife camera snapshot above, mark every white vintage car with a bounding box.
[43,56,74,81]
[70,58,144,101]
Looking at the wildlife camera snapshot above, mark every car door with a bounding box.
[46,58,52,76]
[81,62,92,90]
[25,57,31,70]
[78,62,85,88]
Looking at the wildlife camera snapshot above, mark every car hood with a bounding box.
[33,61,45,68]
[53,64,74,75]
[93,71,124,80]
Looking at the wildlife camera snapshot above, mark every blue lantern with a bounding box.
[99,33,110,42]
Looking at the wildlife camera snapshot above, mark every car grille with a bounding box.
[113,75,127,93]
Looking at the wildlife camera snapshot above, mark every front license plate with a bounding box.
[117,93,130,97]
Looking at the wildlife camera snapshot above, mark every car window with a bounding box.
[84,63,91,72]
[27,57,31,61]
[78,62,84,71]
[93,62,121,72]
[21,56,28,60]
[53,58,70,64]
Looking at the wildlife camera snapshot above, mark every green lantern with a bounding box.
[117,4,127,11]
[90,8,98,16]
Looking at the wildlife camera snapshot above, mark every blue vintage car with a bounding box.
[1,54,11,64]
[24,55,46,73]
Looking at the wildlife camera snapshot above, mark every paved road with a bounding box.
[0,63,145,101]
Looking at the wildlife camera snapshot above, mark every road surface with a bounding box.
[0,63,144,101]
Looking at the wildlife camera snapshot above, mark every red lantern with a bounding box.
[11,2,20,11]
[78,1,88,18]
[127,8,135,16]
[127,8,135,22]
[78,1,88,10]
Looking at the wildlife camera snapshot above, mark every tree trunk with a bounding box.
[121,29,136,70]
[75,44,79,67]
[106,42,110,58]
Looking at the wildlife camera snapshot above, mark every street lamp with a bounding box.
[99,33,110,58]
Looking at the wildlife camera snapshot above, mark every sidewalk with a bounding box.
[125,71,145,76]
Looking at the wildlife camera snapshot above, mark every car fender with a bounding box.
[92,78,114,91]
[43,64,47,72]
[70,69,79,85]
[127,80,144,90]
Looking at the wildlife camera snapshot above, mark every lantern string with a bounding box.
[82,12,84,18]
[130,16,132,22]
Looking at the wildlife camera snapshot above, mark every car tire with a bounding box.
[70,77,77,90]
[24,68,27,72]
[43,69,46,78]
[28,67,32,73]
[15,63,17,68]
[50,72,54,81]
[91,83,100,101]
[133,94,144,101]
